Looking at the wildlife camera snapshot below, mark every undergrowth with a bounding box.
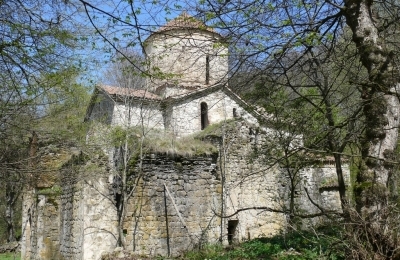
[144,131,218,156]
[0,253,20,260]
[107,125,219,157]
[179,227,345,260]
[91,119,246,157]
[194,119,237,139]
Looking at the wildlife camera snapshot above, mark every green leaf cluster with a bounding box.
[34,67,91,144]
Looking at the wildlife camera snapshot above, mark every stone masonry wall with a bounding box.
[124,154,222,256]
[61,154,117,260]
[21,151,117,260]
[145,30,228,88]
[296,164,350,226]
[213,120,287,243]
[112,102,164,130]
[207,120,350,243]
[170,90,257,137]
[22,121,350,259]
[59,164,82,260]
[81,176,117,260]
[26,192,61,260]
[88,92,115,124]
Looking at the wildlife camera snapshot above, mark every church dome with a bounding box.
[144,12,228,92]
[146,12,221,41]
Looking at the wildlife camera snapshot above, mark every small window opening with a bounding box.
[233,108,238,118]
[115,193,122,209]
[201,102,209,130]
[227,220,239,245]
[205,55,210,85]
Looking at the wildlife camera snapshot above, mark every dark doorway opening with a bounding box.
[233,108,238,118]
[201,102,209,130]
[115,193,122,209]
[227,220,239,244]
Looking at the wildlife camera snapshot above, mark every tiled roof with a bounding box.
[154,83,205,94]
[100,85,161,100]
[157,12,216,34]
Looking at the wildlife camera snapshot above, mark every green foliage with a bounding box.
[108,126,218,157]
[146,132,217,156]
[35,67,91,144]
[37,185,62,196]
[0,253,20,260]
[194,119,237,139]
[0,1,80,133]
[110,126,135,146]
[179,228,345,260]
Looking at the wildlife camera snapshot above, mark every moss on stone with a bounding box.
[194,119,237,139]
[36,185,62,196]
[354,181,373,190]
[143,131,218,157]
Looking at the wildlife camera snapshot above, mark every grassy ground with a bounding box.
[0,253,20,260]
[3,229,344,260]
[179,227,345,260]
[102,227,346,260]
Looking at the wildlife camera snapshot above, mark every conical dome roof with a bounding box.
[156,12,216,34]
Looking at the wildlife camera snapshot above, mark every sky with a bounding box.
[73,0,191,84]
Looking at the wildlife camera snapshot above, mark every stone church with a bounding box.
[21,13,350,260]
[85,12,258,136]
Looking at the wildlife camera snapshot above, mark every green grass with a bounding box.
[144,131,218,157]
[178,227,346,260]
[0,253,20,260]
[93,120,245,158]
[194,119,237,139]
[108,125,218,157]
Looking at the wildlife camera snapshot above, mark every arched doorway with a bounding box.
[200,102,209,130]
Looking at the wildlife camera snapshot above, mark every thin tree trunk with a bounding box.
[5,183,16,242]
[118,123,130,248]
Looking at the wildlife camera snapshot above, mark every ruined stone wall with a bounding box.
[296,164,350,226]
[208,120,351,243]
[22,121,351,259]
[59,164,83,260]
[87,92,114,124]
[21,189,33,260]
[24,192,61,260]
[21,150,117,260]
[214,121,287,243]
[80,176,117,260]
[124,154,222,256]
[59,154,117,260]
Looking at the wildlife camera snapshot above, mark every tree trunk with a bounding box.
[344,0,400,211]
[5,183,16,242]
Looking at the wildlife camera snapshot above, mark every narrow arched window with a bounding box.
[201,102,209,130]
